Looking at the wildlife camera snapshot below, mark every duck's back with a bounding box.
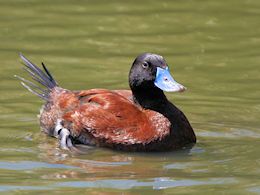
[39,87,171,151]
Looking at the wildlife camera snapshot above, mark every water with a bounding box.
[0,0,260,194]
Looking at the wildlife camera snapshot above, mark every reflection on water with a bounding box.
[0,0,260,194]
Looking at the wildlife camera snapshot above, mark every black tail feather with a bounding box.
[42,62,57,86]
[16,53,58,101]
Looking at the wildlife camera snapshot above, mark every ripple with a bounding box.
[0,185,51,192]
[248,186,260,193]
[196,123,260,139]
[55,177,237,190]
[198,128,260,139]
[0,161,78,170]
[164,162,202,170]
[0,147,36,153]
[75,159,131,167]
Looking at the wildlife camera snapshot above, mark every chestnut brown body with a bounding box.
[40,87,172,151]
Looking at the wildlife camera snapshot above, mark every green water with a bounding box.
[0,0,260,194]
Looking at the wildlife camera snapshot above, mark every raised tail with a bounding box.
[15,53,58,101]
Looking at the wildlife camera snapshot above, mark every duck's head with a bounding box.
[129,53,186,93]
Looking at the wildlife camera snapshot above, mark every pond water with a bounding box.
[0,0,260,194]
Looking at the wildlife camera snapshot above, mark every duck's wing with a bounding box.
[62,89,171,146]
[113,89,133,102]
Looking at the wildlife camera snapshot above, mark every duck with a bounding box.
[15,53,196,152]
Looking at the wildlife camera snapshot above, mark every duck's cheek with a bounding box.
[154,67,186,92]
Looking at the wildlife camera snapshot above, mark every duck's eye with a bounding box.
[142,62,149,69]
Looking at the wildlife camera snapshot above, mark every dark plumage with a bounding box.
[16,53,196,152]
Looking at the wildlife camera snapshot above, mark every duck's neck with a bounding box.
[132,87,168,111]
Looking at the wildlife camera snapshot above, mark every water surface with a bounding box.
[0,0,260,194]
